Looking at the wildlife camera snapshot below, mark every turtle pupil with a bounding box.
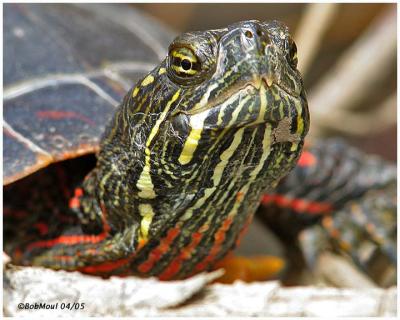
[181,59,192,70]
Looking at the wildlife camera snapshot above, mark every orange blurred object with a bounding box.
[213,255,285,284]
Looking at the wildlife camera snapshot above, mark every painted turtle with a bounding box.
[4,4,396,284]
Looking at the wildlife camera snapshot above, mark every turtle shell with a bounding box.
[4,3,175,185]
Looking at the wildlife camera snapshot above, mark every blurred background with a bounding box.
[135,3,397,161]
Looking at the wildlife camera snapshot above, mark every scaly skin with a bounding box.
[258,139,396,284]
[4,20,309,279]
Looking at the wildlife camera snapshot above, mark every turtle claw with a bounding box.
[298,185,396,286]
[257,139,396,286]
[298,225,328,270]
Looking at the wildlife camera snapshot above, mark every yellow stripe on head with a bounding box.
[132,87,140,98]
[141,74,154,86]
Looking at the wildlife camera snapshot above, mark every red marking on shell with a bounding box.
[137,226,181,274]
[36,110,96,126]
[297,150,317,167]
[261,194,332,215]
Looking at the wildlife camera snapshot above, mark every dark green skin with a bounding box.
[10,20,309,279]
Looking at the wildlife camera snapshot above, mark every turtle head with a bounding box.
[167,20,304,107]
[95,20,309,231]
[164,20,309,167]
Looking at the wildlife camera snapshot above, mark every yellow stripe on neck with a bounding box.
[137,89,181,198]
[138,204,155,243]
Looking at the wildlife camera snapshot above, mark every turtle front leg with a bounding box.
[299,183,396,286]
[9,178,142,277]
[257,139,396,285]
[26,223,140,277]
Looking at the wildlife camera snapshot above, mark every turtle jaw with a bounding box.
[169,74,308,187]
[184,71,307,135]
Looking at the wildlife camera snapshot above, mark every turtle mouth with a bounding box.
[248,75,300,99]
[175,72,301,130]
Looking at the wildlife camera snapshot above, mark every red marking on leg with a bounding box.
[36,110,96,126]
[137,227,181,274]
[26,233,108,251]
[69,197,80,209]
[194,217,233,272]
[26,202,111,252]
[78,249,135,276]
[28,203,136,275]
[74,188,83,197]
[297,150,317,167]
[79,257,131,274]
[69,187,85,209]
[261,194,332,215]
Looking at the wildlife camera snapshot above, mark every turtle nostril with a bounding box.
[244,30,253,38]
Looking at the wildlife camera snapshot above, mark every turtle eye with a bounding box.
[169,47,201,78]
[287,37,298,69]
